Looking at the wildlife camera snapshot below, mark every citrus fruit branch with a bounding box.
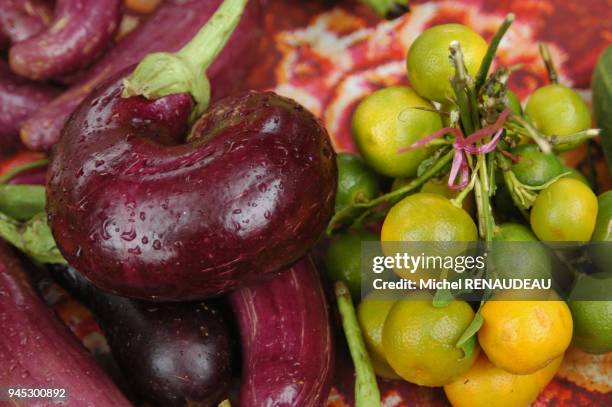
[474,13,515,91]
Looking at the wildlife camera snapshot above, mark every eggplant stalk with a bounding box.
[336,281,381,407]
[122,0,247,119]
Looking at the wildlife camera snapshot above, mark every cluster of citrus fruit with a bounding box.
[324,20,611,406]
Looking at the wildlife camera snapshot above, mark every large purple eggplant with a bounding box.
[53,266,233,407]
[48,75,336,300]
[0,60,60,154]
[0,0,52,46]
[21,0,263,151]
[229,256,335,406]
[0,242,131,407]
[9,0,121,81]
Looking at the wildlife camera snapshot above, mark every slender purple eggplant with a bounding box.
[9,0,121,81]
[0,60,60,154]
[53,266,233,407]
[229,256,335,406]
[0,242,131,407]
[21,0,263,151]
[0,0,52,46]
[47,0,336,301]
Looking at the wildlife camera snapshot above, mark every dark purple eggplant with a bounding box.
[0,0,52,46]
[9,0,121,81]
[53,266,233,407]
[0,60,60,154]
[47,0,335,301]
[21,0,263,151]
[0,242,131,407]
[229,256,335,406]
[48,79,336,300]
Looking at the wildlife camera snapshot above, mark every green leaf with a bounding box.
[0,185,46,221]
[0,212,66,264]
[432,289,454,307]
[592,45,612,171]
[456,311,484,359]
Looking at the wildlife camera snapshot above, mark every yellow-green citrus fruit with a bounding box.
[407,24,488,102]
[530,178,598,242]
[382,297,478,386]
[352,86,443,177]
[525,84,592,150]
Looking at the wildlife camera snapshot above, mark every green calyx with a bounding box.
[122,0,247,120]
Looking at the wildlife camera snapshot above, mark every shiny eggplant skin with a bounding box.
[9,0,121,81]
[0,60,60,154]
[21,0,263,151]
[229,256,335,407]
[47,71,336,301]
[54,266,233,407]
[0,242,131,407]
[0,0,51,46]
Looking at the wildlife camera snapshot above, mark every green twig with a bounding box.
[0,159,48,184]
[538,42,558,84]
[335,282,381,407]
[509,114,552,153]
[475,14,515,91]
[326,149,454,234]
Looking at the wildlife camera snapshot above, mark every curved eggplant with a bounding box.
[47,71,336,300]
[9,0,121,81]
[0,0,52,46]
[21,0,263,151]
[53,266,233,407]
[0,242,131,407]
[0,60,60,154]
[229,256,335,406]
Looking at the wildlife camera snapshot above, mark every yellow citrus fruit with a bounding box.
[407,24,488,102]
[357,291,399,379]
[381,193,477,280]
[351,86,443,178]
[444,354,563,407]
[478,294,573,374]
[382,296,478,386]
[381,193,477,242]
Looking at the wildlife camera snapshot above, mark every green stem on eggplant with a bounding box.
[326,149,455,234]
[0,212,66,264]
[122,0,247,120]
[538,42,558,84]
[358,0,409,19]
[0,185,46,221]
[335,281,381,407]
[474,13,515,91]
[0,158,48,184]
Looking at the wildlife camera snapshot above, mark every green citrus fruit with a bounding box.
[335,152,381,210]
[324,229,379,299]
